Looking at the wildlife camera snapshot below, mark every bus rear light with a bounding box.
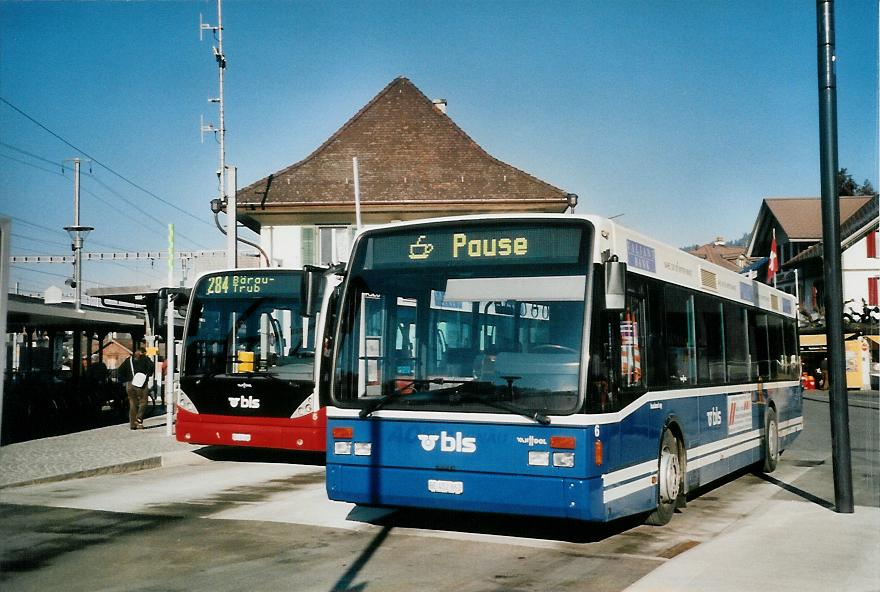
[354,442,372,456]
[550,436,576,449]
[528,450,550,466]
[553,452,575,468]
[332,426,353,439]
[594,439,603,466]
[334,441,353,455]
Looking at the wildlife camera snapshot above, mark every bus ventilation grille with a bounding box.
[699,268,718,290]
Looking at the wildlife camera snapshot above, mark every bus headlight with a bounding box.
[354,442,372,456]
[177,391,198,414]
[334,441,353,455]
[553,452,575,468]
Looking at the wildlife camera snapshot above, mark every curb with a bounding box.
[0,456,163,490]
[803,392,879,410]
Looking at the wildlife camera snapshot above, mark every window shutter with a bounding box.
[869,277,879,307]
[301,226,316,266]
[867,231,878,259]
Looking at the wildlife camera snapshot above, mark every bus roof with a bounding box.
[351,213,798,318]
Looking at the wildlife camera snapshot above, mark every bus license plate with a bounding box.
[232,433,252,442]
[428,479,463,495]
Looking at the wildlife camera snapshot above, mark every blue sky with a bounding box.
[1,0,877,294]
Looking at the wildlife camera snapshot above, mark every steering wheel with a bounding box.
[532,344,577,354]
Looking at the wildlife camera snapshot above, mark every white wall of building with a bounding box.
[261,224,362,269]
[842,232,879,314]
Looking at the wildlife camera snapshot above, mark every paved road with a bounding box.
[0,398,876,592]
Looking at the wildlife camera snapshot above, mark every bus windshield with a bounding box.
[332,221,592,416]
[183,270,315,382]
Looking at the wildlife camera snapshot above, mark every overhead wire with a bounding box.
[0,97,215,229]
[10,232,71,249]
[10,264,109,286]
[0,142,211,249]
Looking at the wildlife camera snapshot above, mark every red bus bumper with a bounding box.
[175,407,326,451]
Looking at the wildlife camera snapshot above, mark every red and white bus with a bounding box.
[176,267,339,451]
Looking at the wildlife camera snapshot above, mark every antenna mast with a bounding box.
[201,0,234,264]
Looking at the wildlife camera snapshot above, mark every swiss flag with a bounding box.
[767,230,779,283]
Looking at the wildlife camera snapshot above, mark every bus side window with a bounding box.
[644,280,667,388]
[724,303,750,383]
[618,290,647,395]
[666,286,696,386]
[751,310,770,380]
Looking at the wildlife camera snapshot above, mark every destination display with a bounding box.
[197,271,299,298]
[360,224,587,270]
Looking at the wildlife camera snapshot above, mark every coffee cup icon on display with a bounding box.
[408,236,434,260]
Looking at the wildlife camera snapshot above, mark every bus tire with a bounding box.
[762,407,779,473]
[645,429,684,526]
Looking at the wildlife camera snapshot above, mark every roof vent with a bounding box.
[432,98,447,114]
[700,268,718,290]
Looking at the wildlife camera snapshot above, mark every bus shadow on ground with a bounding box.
[193,446,326,467]
[344,505,646,544]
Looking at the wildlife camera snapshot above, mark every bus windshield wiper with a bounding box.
[359,377,469,419]
[449,389,551,425]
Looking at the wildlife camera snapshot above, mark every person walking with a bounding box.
[117,346,154,430]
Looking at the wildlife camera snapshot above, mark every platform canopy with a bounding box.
[7,294,144,333]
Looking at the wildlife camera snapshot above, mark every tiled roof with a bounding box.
[686,243,748,272]
[764,196,872,240]
[237,77,571,212]
[782,193,879,267]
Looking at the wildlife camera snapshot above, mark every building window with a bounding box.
[318,226,353,264]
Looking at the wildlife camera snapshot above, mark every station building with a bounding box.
[233,77,577,268]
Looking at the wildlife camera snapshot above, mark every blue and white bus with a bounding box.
[319,215,802,525]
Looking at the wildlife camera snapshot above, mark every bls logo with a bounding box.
[706,406,722,427]
[417,431,476,453]
[228,396,261,409]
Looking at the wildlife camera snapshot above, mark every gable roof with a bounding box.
[747,195,873,257]
[237,77,571,221]
[764,196,871,240]
[782,193,879,267]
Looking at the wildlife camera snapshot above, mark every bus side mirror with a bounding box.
[604,259,627,310]
[301,265,324,318]
[154,288,190,334]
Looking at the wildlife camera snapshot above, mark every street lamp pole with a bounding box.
[64,158,93,313]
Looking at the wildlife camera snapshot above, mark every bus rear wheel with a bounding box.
[645,429,684,526]
[761,407,779,473]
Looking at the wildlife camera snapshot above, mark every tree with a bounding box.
[837,168,876,196]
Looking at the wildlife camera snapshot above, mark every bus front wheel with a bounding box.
[646,429,684,526]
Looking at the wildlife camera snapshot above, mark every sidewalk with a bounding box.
[623,500,880,592]
[0,410,203,489]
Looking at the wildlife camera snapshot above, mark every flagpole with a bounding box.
[768,227,779,287]
[773,228,777,288]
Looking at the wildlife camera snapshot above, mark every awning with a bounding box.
[799,333,858,351]
[800,334,827,349]
[741,256,769,274]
